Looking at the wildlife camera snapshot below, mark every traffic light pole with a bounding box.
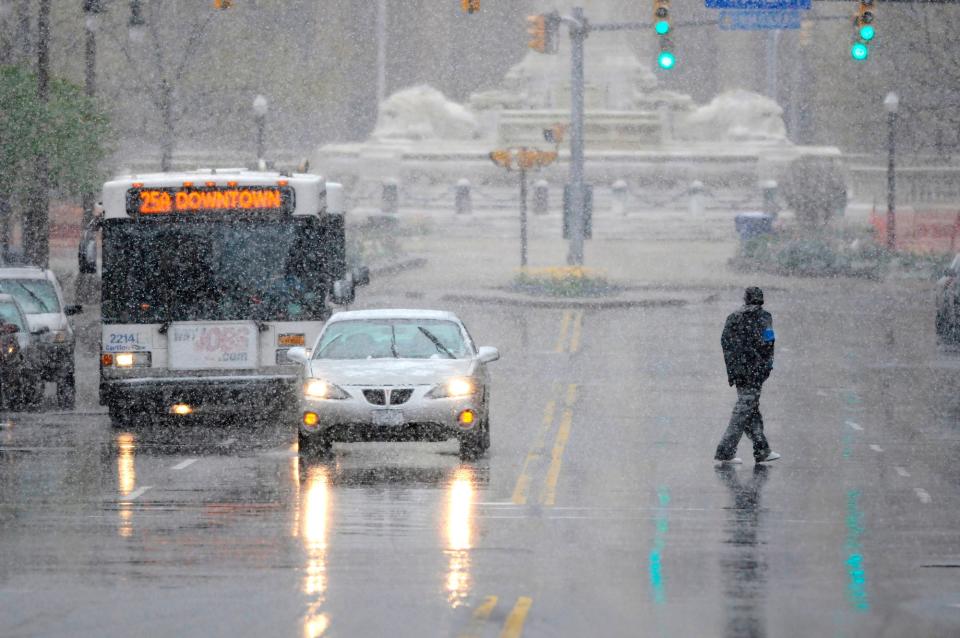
[520,166,529,267]
[565,8,587,266]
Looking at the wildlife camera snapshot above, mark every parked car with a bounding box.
[0,268,82,408]
[935,254,960,344]
[289,309,499,459]
[0,293,43,409]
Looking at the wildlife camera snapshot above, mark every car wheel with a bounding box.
[56,371,76,410]
[298,430,331,457]
[459,427,486,460]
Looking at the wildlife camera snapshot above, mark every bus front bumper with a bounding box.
[101,373,299,417]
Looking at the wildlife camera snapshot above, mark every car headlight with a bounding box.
[50,330,68,344]
[426,377,477,399]
[304,378,350,400]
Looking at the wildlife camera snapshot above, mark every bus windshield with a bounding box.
[101,218,328,323]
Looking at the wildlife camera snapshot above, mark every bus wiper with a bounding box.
[418,327,455,359]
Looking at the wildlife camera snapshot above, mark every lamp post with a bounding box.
[884,91,899,251]
[127,0,146,43]
[253,94,268,168]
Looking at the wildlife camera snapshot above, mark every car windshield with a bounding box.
[314,319,472,360]
[0,301,25,331]
[0,279,58,314]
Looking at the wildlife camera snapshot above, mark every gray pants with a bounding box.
[715,384,771,462]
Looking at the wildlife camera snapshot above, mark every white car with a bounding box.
[288,309,499,458]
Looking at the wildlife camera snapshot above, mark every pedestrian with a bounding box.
[714,286,781,465]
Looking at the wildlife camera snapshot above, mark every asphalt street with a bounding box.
[3,226,960,637]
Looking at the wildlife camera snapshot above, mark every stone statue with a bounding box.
[371,85,481,142]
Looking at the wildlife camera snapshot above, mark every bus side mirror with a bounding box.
[78,229,97,274]
[352,266,370,287]
[331,278,355,305]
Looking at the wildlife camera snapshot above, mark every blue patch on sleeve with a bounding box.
[762,328,775,343]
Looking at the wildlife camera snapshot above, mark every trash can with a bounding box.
[734,212,773,241]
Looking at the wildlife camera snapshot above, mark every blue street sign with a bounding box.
[706,0,810,9]
[718,9,803,30]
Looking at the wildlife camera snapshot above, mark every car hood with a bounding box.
[308,358,476,386]
[25,313,66,333]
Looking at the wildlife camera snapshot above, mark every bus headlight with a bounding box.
[304,379,349,400]
[113,352,152,368]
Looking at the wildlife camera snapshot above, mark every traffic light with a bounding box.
[461,0,480,14]
[654,0,674,70]
[852,0,874,61]
[214,0,232,8]
[654,0,670,36]
[526,12,559,54]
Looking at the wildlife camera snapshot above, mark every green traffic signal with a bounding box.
[657,50,675,70]
[859,24,875,41]
[851,42,869,61]
[655,20,670,35]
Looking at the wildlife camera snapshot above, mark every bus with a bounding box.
[80,170,368,425]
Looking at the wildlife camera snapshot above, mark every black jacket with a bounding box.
[721,304,775,387]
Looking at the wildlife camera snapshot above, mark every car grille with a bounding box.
[389,389,414,405]
[362,389,386,405]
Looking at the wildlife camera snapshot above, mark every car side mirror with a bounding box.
[352,265,371,287]
[287,346,309,365]
[31,326,50,336]
[477,346,500,363]
[65,304,83,316]
[78,229,98,274]
[331,278,355,305]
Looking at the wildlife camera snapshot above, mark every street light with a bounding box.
[253,94,268,168]
[884,91,899,250]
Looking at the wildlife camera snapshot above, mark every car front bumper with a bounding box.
[298,389,484,441]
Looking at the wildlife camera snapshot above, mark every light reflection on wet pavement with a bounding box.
[1,281,960,637]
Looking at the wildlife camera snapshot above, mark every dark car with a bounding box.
[0,293,43,409]
[935,254,960,344]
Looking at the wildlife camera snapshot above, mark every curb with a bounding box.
[440,292,690,310]
[368,256,428,277]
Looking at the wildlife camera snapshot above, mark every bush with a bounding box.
[780,156,847,228]
[512,267,614,297]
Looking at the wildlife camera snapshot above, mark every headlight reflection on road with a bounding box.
[444,467,475,607]
[300,465,331,637]
[116,433,136,538]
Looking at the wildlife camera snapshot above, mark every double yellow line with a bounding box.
[511,383,578,506]
[554,309,584,353]
[458,595,533,638]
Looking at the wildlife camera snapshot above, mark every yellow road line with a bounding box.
[541,408,573,506]
[499,597,533,638]
[568,310,584,353]
[511,397,557,505]
[458,595,498,638]
[554,310,572,353]
[540,383,578,506]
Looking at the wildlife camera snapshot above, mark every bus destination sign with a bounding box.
[128,186,293,215]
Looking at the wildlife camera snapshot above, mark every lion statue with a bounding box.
[372,85,481,142]
[678,89,789,144]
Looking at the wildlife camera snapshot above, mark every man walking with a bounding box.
[715,287,781,464]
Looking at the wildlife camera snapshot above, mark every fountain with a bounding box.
[315,0,840,195]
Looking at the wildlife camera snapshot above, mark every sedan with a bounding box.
[288,309,499,459]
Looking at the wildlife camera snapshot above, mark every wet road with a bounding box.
[3,268,960,637]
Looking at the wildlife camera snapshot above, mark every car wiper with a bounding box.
[391,325,399,358]
[418,327,455,359]
[10,282,50,313]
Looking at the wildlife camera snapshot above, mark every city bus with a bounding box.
[80,170,367,425]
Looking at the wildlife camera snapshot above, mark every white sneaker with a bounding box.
[757,451,781,463]
[714,457,743,465]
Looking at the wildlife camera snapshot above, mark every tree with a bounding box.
[0,65,111,259]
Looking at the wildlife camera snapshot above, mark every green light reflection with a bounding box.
[845,489,870,612]
[648,487,671,605]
